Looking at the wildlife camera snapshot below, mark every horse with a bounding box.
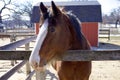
[29,1,91,80]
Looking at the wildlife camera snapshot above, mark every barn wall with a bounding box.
[34,23,39,34]
[81,22,98,47]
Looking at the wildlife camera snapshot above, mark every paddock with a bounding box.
[0,35,120,80]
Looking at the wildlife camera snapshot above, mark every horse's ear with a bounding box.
[51,1,61,16]
[40,2,47,14]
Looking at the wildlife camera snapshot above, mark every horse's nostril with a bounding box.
[44,62,47,66]
[39,59,47,67]
[39,63,46,67]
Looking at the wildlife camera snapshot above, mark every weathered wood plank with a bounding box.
[0,50,120,61]
[25,70,35,80]
[0,36,36,50]
[0,60,27,80]
[0,51,31,60]
[60,50,120,61]
[99,29,110,40]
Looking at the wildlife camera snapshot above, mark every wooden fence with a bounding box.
[0,29,35,38]
[0,50,120,61]
[0,50,120,80]
[99,28,110,40]
[0,35,120,80]
[0,35,36,80]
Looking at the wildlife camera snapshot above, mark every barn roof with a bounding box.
[31,1,102,23]
[35,1,100,6]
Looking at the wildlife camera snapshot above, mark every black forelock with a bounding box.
[43,9,53,19]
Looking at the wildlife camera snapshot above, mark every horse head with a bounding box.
[29,1,73,70]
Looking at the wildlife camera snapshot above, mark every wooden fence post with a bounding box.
[108,28,110,40]
[10,34,17,66]
[25,42,32,80]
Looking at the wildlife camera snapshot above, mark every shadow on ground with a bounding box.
[98,42,120,49]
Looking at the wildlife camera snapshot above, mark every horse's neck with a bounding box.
[66,14,90,50]
[69,26,91,50]
[70,36,90,50]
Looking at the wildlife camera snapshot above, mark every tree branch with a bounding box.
[0,0,12,14]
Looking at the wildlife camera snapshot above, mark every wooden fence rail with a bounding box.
[0,35,36,80]
[99,29,110,40]
[0,50,120,80]
[0,50,120,61]
[0,34,120,80]
[0,61,27,80]
[25,70,35,80]
[0,36,36,50]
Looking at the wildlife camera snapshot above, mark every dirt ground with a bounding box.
[0,38,120,80]
[89,38,120,80]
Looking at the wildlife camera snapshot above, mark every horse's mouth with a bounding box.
[32,63,46,71]
[33,66,46,71]
[30,59,47,71]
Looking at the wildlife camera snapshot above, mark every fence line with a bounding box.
[0,34,120,80]
[0,36,36,50]
[99,29,110,40]
[0,61,27,80]
[25,70,35,80]
[0,50,120,61]
[0,35,36,80]
[0,50,120,80]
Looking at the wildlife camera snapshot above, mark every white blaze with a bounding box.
[29,19,48,68]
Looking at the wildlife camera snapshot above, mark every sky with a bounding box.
[98,0,120,14]
[0,0,120,15]
[32,0,120,14]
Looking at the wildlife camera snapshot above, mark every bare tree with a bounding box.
[0,14,2,23]
[13,1,33,28]
[110,7,120,27]
[0,0,13,23]
[12,13,22,28]
[102,6,120,27]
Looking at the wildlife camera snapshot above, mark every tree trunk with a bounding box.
[115,19,119,28]
[0,15,2,23]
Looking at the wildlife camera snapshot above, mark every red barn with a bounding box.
[31,1,102,47]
